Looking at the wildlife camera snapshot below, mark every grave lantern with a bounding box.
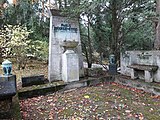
[109,54,116,64]
[1,60,12,75]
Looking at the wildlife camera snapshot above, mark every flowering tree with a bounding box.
[0,24,31,69]
[9,25,32,69]
[0,24,49,69]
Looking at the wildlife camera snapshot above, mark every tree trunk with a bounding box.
[154,0,160,50]
[94,5,103,64]
[64,0,67,8]
[110,1,119,59]
[58,0,62,9]
[87,16,93,68]
[0,57,2,64]
[0,48,3,64]
[109,0,122,62]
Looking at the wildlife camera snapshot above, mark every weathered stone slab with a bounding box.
[128,64,158,72]
[22,74,46,87]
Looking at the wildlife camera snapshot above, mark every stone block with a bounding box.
[22,74,46,87]
[130,69,138,79]
[0,75,16,88]
[0,80,16,100]
[62,51,79,82]
[145,71,153,82]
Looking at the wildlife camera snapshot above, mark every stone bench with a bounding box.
[128,64,158,82]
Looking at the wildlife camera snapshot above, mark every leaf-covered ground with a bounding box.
[20,82,160,120]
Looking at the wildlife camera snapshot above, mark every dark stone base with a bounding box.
[109,64,117,75]
[0,75,17,119]
[0,80,16,100]
[22,74,47,87]
[0,80,17,100]
[0,75,16,89]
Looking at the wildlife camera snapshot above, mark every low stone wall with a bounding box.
[18,76,112,99]
[115,75,160,95]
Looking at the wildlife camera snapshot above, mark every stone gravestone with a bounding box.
[48,9,84,82]
[109,54,117,75]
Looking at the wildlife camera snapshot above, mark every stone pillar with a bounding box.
[145,71,153,82]
[62,50,79,82]
[48,15,62,81]
[130,69,137,79]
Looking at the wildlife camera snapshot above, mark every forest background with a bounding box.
[0,0,159,69]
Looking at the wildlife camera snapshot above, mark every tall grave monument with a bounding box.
[48,9,84,82]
